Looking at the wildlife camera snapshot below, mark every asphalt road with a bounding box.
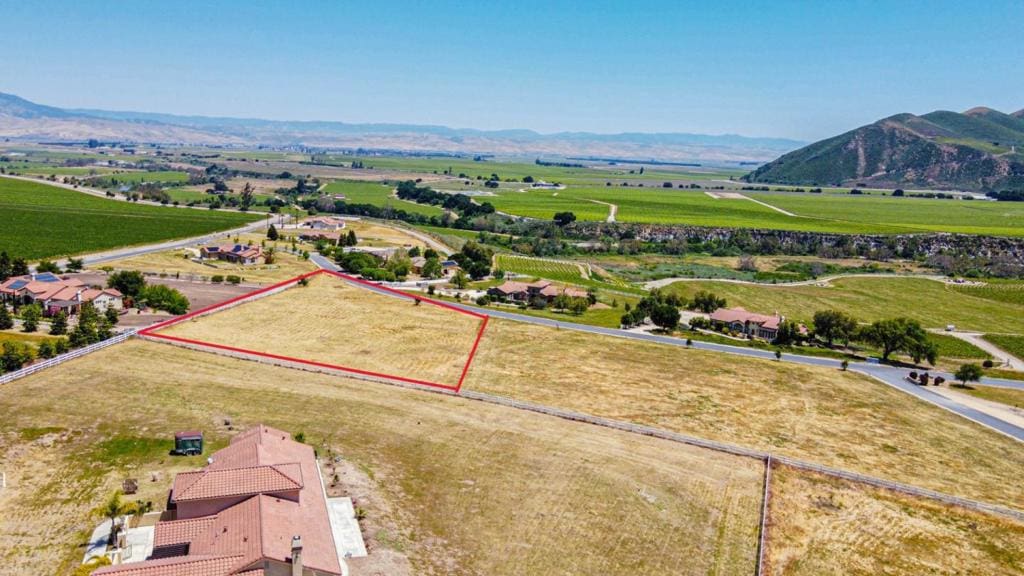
[311,253,1024,442]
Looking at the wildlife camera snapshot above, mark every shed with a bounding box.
[174,431,203,456]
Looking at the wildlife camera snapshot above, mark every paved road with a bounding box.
[936,330,1024,370]
[312,253,1024,442]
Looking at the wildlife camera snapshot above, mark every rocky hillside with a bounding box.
[744,107,1024,192]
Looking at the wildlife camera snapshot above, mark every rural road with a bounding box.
[312,253,1024,443]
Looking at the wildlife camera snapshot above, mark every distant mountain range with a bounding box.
[744,107,1024,192]
[0,92,802,163]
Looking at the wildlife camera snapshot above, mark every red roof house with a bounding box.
[94,425,342,576]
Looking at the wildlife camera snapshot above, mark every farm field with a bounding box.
[95,232,318,284]
[159,273,485,387]
[0,340,764,576]
[85,170,190,184]
[322,180,444,216]
[748,192,1024,236]
[926,332,991,360]
[983,334,1024,360]
[765,466,1024,575]
[465,318,1024,509]
[0,177,259,260]
[949,280,1024,305]
[664,277,1024,333]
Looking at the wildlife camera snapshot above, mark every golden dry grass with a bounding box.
[289,219,429,249]
[160,273,483,387]
[766,465,1024,575]
[0,340,763,576]
[95,232,318,284]
[466,320,1024,509]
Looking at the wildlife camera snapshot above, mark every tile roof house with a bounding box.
[487,280,588,303]
[94,425,342,576]
[708,307,805,341]
[300,217,347,231]
[200,244,263,265]
[0,274,123,315]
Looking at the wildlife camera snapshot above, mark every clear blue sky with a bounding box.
[1,1,1021,141]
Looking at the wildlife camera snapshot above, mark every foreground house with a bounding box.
[200,244,263,265]
[488,280,587,303]
[0,273,123,315]
[709,306,806,340]
[300,216,347,231]
[95,425,342,576]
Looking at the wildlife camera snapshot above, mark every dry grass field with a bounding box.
[159,273,483,387]
[466,320,1024,509]
[95,232,318,284]
[765,466,1024,575]
[0,340,763,576]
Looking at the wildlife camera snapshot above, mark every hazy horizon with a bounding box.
[1,1,1022,141]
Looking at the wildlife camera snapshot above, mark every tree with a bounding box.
[773,320,804,346]
[267,224,279,241]
[36,260,61,273]
[105,307,119,326]
[103,491,127,545]
[108,270,146,299]
[141,285,189,315]
[954,363,983,388]
[812,310,858,346]
[240,182,254,209]
[264,247,276,265]
[66,257,84,272]
[858,318,936,363]
[408,246,421,257]
[0,304,12,330]
[775,350,782,361]
[568,297,590,315]
[553,211,577,227]
[69,303,100,348]
[20,303,41,332]
[689,290,726,313]
[0,251,11,281]
[421,257,442,279]
[345,230,358,247]
[11,258,29,277]
[451,270,469,289]
[1,341,34,372]
[840,359,849,371]
[650,304,680,331]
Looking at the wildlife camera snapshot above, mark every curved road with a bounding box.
[311,252,1024,442]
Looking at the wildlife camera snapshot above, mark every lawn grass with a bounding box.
[766,465,1024,575]
[664,277,1024,333]
[159,273,485,387]
[0,177,259,260]
[466,319,1024,509]
[0,340,763,575]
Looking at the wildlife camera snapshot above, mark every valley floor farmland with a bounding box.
[465,319,1024,509]
[0,177,259,260]
[0,340,763,576]
[664,276,1024,334]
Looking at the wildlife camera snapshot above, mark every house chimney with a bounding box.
[76,289,83,303]
[291,535,303,576]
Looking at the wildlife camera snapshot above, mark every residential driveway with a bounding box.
[937,330,1024,370]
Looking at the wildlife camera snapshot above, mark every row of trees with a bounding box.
[621,290,683,331]
[107,271,189,315]
[812,309,938,364]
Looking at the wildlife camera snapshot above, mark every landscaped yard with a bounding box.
[0,340,764,576]
[0,177,259,260]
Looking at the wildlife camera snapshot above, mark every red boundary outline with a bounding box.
[139,268,489,392]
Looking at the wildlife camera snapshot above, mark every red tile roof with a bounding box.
[709,307,782,330]
[97,425,341,576]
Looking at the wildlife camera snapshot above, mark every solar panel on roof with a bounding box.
[8,280,28,290]
[35,273,60,282]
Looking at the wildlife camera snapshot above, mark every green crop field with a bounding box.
[0,178,260,260]
[664,277,1024,334]
[926,333,991,359]
[949,281,1024,306]
[322,180,444,216]
[982,334,1024,361]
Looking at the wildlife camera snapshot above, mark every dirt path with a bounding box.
[933,330,1024,370]
[643,272,946,290]
[931,385,1024,430]
[739,194,798,216]
[585,199,618,223]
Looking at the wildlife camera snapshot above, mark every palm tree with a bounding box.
[103,491,126,545]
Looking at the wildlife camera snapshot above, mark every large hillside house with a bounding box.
[95,425,343,576]
[708,306,806,341]
[300,216,347,232]
[488,280,587,303]
[0,273,123,315]
[200,244,263,265]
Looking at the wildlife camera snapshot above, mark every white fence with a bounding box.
[0,329,136,385]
